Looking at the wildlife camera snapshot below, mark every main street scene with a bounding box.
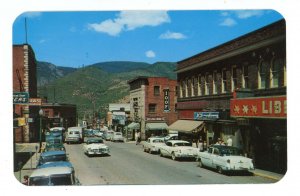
[13,10,286,186]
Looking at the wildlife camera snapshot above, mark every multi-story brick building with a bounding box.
[13,44,39,142]
[127,77,178,140]
[176,19,286,173]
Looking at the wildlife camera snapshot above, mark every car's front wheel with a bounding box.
[217,166,223,174]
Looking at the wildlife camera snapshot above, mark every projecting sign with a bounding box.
[13,92,29,104]
[163,89,170,112]
[194,112,219,120]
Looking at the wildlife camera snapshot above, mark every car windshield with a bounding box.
[41,154,67,164]
[153,139,164,143]
[29,174,72,186]
[174,142,191,147]
[70,131,79,134]
[219,147,242,156]
[87,140,103,144]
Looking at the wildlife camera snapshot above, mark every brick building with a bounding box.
[176,19,286,173]
[127,77,178,140]
[13,44,39,142]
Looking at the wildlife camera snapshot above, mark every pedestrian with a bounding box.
[198,139,204,152]
[136,131,141,145]
[227,136,233,146]
[22,175,29,185]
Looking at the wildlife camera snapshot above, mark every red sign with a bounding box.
[230,96,286,119]
[29,98,42,106]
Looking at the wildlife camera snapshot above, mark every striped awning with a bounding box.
[146,123,168,130]
[167,120,204,133]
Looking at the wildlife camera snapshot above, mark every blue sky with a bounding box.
[13,10,283,68]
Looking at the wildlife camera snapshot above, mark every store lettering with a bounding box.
[262,100,286,115]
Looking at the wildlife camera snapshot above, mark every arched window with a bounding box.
[271,58,283,88]
[259,61,268,89]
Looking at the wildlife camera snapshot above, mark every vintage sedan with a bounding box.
[37,151,68,167]
[197,145,254,174]
[111,132,124,142]
[158,140,199,161]
[83,137,110,157]
[143,137,166,154]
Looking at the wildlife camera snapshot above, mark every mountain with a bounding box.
[37,61,77,86]
[38,61,177,119]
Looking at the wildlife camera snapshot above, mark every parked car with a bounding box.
[49,127,65,141]
[102,130,114,141]
[111,132,124,142]
[83,129,95,143]
[37,151,68,167]
[92,129,104,137]
[28,166,80,186]
[143,137,166,154]
[37,161,74,171]
[83,137,110,157]
[65,127,83,144]
[159,140,199,161]
[197,145,254,174]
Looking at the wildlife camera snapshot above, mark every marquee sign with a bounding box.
[163,89,170,112]
[230,96,286,119]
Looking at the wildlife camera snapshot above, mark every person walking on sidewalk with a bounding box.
[22,175,29,185]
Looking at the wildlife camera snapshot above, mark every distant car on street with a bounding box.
[102,130,114,141]
[143,137,166,154]
[111,132,124,142]
[158,140,199,161]
[65,127,83,144]
[197,145,254,174]
[83,137,110,157]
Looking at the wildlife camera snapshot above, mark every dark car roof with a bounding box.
[37,161,73,169]
[41,151,66,157]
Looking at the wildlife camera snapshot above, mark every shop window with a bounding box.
[242,65,249,89]
[148,104,156,113]
[154,86,160,96]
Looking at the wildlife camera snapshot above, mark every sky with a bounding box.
[12,10,284,68]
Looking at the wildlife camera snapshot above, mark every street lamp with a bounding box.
[39,108,44,153]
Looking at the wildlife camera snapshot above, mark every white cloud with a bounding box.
[234,10,264,19]
[88,11,170,36]
[220,18,237,27]
[159,31,187,40]
[145,50,156,58]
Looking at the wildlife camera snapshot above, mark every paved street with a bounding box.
[65,141,277,185]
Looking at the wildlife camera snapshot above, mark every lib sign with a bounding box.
[230,95,287,119]
[13,92,29,104]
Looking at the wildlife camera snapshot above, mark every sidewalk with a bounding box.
[14,142,285,183]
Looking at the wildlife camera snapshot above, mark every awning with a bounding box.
[167,120,204,133]
[127,122,140,129]
[146,123,168,131]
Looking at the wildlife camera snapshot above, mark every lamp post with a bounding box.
[39,108,44,153]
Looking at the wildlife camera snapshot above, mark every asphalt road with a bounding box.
[64,141,277,185]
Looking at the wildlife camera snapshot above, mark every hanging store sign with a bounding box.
[163,89,170,112]
[29,98,42,106]
[13,92,29,104]
[194,112,219,120]
[230,95,286,119]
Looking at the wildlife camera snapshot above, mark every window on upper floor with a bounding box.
[154,86,160,96]
[242,65,249,89]
[148,104,156,113]
[232,66,237,92]
[222,69,228,93]
[191,77,196,97]
[270,58,282,88]
[213,71,217,94]
[258,61,268,89]
[205,73,210,95]
[197,75,202,96]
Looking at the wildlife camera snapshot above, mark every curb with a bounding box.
[253,172,282,181]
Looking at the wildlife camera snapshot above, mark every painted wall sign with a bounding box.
[194,112,219,120]
[163,89,170,112]
[230,96,286,119]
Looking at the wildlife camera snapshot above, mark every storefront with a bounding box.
[230,95,287,174]
[145,122,168,139]
[126,122,140,141]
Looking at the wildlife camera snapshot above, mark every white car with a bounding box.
[143,137,166,154]
[111,132,124,142]
[83,137,110,157]
[159,140,199,161]
[197,145,254,174]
